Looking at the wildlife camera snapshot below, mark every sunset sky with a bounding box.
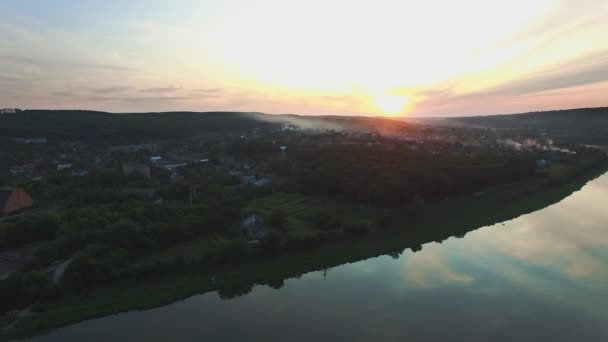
[1,0,607,117]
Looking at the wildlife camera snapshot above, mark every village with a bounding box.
[0,111,606,340]
[0,116,586,222]
[1,114,603,295]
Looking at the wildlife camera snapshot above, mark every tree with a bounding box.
[312,212,341,231]
[260,231,282,254]
[267,209,286,231]
[20,271,60,301]
[405,195,425,221]
[217,240,249,263]
[378,215,393,228]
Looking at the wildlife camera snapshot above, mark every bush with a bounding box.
[312,212,341,231]
[343,224,369,236]
[20,271,60,302]
[216,240,249,263]
[258,232,282,254]
[267,209,286,231]
[378,215,393,228]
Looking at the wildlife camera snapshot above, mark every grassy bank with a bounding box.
[3,161,608,340]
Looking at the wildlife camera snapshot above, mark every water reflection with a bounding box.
[31,173,608,341]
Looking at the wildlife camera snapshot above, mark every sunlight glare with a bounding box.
[373,94,407,116]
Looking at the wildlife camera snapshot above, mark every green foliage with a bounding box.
[0,213,59,249]
[405,196,425,221]
[217,240,249,263]
[258,232,282,254]
[287,143,536,206]
[343,223,370,236]
[312,212,341,231]
[267,209,286,231]
[378,215,393,228]
[20,271,60,302]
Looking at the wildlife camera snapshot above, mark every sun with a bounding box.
[372,94,408,115]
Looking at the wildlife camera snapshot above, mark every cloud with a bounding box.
[86,95,197,103]
[0,75,28,83]
[50,91,73,97]
[91,86,131,94]
[479,50,608,97]
[140,86,182,93]
[0,54,133,72]
[191,88,222,93]
[413,49,608,116]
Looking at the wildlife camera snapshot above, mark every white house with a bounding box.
[71,168,88,177]
[56,163,72,171]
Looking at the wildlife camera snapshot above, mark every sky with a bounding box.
[1,0,607,117]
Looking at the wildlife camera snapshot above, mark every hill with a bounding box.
[0,110,419,143]
[428,107,608,145]
[0,110,278,142]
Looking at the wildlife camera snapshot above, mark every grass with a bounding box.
[247,192,382,238]
[132,235,224,267]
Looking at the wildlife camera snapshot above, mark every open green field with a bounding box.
[247,192,383,238]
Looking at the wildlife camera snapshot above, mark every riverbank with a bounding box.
[3,161,608,340]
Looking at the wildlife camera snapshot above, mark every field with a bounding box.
[247,192,383,238]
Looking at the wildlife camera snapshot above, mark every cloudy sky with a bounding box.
[1,0,607,116]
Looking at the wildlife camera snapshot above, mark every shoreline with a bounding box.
[3,161,608,340]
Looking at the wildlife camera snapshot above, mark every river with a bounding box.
[30,172,608,341]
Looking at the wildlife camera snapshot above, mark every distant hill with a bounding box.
[424,107,608,145]
[0,110,418,142]
[0,110,279,142]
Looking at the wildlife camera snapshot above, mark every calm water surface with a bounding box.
[31,173,608,341]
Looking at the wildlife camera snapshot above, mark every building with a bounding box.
[109,144,158,153]
[241,175,256,185]
[536,159,549,169]
[240,214,268,241]
[71,168,89,177]
[56,163,72,171]
[122,162,151,178]
[13,137,48,144]
[0,188,33,216]
[162,163,188,171]
[241,176,271,187]
[254,178,272,187]
[8,165,25,176]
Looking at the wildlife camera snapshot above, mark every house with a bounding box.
[536,159,549,169]
[165,153,209,164]
[8,165,25,176]
[56,163,72,171]
[162,163,188,171]
[0,188,33,216]
[109,144,158,153]
[279,145,287,152]
[122,162,151,178]
[71,168,88,177]
[241,214,268,241]
[241,175,256,185]
[13,137,47,144]
[149,156,162,163]
[241,175,271,187]
[254,178,272,187]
